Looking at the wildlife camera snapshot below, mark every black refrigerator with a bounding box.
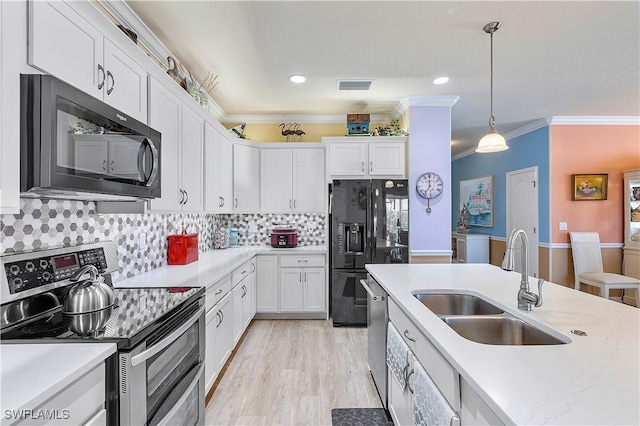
[330,179,409,326]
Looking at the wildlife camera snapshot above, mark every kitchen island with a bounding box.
[366,263,639,425]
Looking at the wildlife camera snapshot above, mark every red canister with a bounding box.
[168,233,199,265]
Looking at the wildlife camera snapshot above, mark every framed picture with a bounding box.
[459,175,493,227]
[572,174,608,201]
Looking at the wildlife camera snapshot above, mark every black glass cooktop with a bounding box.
[1,286,205,349]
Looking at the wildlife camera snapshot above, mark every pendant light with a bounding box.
[476,21,508,153]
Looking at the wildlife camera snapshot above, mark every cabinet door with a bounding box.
[329,143,366,176]
[369,143,405,176]
[29,0,103,99]
[205,308,218,392]
[303,267,326,312]
[103,39,148,123]
[218,136,234,213]
[232,283,244,346]
[293,149,325,213]
[233,144,260,212]
[256,255,278,313]
[280,268,303,312]
[0,0,20,214]
[260,149,293,213]
[204,123,221,212]
[181,104,204,212]
[108,140,141,178]
[387,369,413,426]
[214,295,233,372]
[242,282,253,329]
[148,78,181,211]
[250,258,257,317]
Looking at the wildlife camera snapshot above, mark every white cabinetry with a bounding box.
[623,169,640,307]
[0,0,20,213]
[29,0,148,123]
[233,143,260,212]
[323,137,406,179]
[204,124,234,213]
[260,146,325,213]
[451,232,489,263]
[148,78,203,213]
[256,255,279,313]
[231,260,253,345]
[213,293,233,377]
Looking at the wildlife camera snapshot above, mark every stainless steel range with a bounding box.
[0,241,206,426]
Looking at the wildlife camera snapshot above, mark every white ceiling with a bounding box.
[125,1,640,155]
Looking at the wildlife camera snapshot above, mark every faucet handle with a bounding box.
[535,278,544,307]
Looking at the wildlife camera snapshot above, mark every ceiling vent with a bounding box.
[338,80,373,91]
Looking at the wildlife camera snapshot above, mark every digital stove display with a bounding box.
[52,254,78,270]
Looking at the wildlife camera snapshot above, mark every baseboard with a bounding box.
[254,312,327,319]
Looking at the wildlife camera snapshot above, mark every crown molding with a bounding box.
[391,96,461,119]
[223,114,390,124]
[549,116,640,125]
[503,118,552,140]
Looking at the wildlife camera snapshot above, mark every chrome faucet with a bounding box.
[501,228,544,311]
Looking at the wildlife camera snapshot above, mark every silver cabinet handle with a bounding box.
[289,199,292,209]
[235,198,238,208]
[360,279,384,302]
[110,160,114,172]
[406,368,415,394]
[220,309,224,323]
[179,189,185,204]
[102,160,107,171]
[184,190,189,205]
[131,306,204,366]
[251,263,255,273]
[293,199,296,209]
[370,161,373,172]
[219,196,223,207]
[221,197,225,207]
[241,269,247,275]
[297,259,308,264]
[304,272,307,282]
[404,329,416,342]
[216,311,222,328]
[299,272,302,282]
[214,288,223,295]
[361,161,365,172]
[97,64,105,90]
[106,70,114,95]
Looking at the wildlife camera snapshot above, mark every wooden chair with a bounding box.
[570,232,640,305]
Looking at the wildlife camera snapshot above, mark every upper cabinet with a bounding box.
[204,124,234,213]
[260,146,325,213]
[148,78,204,213]
[233,143,260,212]
[323,137,406,180]
[28,0,148,123]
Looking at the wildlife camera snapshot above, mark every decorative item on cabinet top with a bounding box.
[280,123,306,142]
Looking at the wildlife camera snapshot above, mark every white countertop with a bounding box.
[0,343,116,420]
[114,245,327,290]
[366,263,640,425]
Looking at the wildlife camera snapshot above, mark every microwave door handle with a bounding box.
[130,306,204,366]
[137,138,159,187]
[154,363,205,426]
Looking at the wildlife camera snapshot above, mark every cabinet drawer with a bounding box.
[19,363,105,425]
[280,255,325,268]
[232,260,252,287]
[389,298,461,412]
[207,274,231,312]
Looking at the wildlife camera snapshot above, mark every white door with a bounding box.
[204,123,221,212]
[231,284,244,345]
[260,149,293,213]
[148,78,181,212]
[506,167,539,277]
[181,104,204,212]
[218,135,234,213]
[233,144,260,212]
[205,308,217,392]
[256,255,278,313]
[303,267,325,312]
[293,149,325,213]
[369,143,405,176]
[29,0,103,99]
[103,39,148,123]
[329,143,367,176]
[241,282,253,329]
[214,294,233,372]
[280,268,303,312]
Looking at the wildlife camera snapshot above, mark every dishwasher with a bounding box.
[361,276,389,409]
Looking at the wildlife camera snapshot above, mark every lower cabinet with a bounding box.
[232,275,253,345]
[256,255,279,312]
[279,267,326,312]
[205,292,232,392]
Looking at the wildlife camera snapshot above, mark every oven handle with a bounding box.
[155,363,205,426]
[360,279,384,302]
[131,306,204,366]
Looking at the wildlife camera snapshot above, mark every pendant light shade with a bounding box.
[476,21,508,153]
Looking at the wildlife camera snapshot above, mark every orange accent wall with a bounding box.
[550,125,640,243]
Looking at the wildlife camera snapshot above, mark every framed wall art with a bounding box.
[459,175,493,227]
[572,174,608,201]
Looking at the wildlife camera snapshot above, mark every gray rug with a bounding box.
[331,408,393,426]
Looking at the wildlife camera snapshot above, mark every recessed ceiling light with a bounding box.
[433,76,449,85]
[289,74,306,83]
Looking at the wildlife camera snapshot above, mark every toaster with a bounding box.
[168,233,199,265]
[270,226,298,248]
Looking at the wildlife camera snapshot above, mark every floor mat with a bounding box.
[331,408,394,426]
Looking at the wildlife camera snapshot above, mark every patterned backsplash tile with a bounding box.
[0,199,326,283]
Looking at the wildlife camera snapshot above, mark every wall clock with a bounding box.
[416,172,444,213]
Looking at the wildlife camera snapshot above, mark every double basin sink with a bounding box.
[414,292,567,345]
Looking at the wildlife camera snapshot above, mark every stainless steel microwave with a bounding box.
[20,74,161,201]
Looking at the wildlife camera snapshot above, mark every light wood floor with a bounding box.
[205,319,382,425]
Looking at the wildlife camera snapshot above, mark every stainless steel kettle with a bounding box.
[63,265,114,314]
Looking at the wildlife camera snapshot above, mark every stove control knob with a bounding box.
[12,278,23,288]
[40,259,49,269]
[42,271,51,281]
[25,262,35,272]
[9,265,20,275]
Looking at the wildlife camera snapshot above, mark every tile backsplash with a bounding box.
[0,199,325,283]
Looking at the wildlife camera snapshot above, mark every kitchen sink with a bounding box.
[414,293,504,316]
[442,315,567,345]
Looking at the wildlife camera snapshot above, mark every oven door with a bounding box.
[119,300,205,426]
